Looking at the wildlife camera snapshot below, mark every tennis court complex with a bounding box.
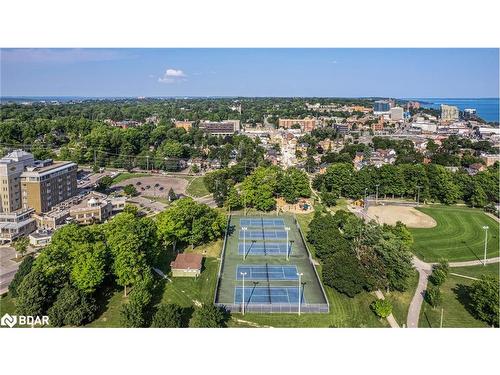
[214,214,329,314]
[238,242,289,256]
[239,229,287,240]
[240,218,285,228]
[234,286,304,304]
[236,265,299,280]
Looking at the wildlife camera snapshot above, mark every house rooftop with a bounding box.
[170,253,203,271]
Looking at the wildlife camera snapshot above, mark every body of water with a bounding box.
[406,98,499,123]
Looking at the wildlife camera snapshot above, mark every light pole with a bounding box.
[416,185,421,206]
[482,226,489,266]
[240,271,247,315]
[375,184,379,205]
[242,227,248,261]
[285,226,290,261]
[297,272,304,316]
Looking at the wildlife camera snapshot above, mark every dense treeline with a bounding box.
[11,198,227,327]
[313,162,499,207]
[307,209,414,297]
[204,165,311,209]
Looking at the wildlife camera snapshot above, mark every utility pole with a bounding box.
[146,155,149,171]
[440,308,444,328]
[242,227,248,261]
[416,185,421,206]
[93,149,97,166]
[375,184,379,205]
[241,272,247,315]
[285,227,290,261]
[297,272,304,316]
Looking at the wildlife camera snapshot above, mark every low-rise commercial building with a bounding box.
[0,208,36,244]
[199,120,240,136]
[278,118,317,132]
[69,192,113,225]
[170,253,203,278]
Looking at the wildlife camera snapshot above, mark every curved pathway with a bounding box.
[407,255,500,328]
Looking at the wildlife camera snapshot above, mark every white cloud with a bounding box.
[158,68,187,83]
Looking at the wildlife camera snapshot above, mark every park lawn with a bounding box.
[85,287,128,328]
[451,263,499,279]
[184,239,223,258]
[0,294,16,316]
[186,176,209,198]
[112,172,152,184]
[419,274,490,328]
[384,270,419,326]
[159,257,220,307]
[410,206,499,262]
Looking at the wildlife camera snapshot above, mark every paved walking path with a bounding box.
[449,273,480,281]
[406,256,432,328]
[374,290,400,328]
[448,257,500,268]
[406,255,499,328]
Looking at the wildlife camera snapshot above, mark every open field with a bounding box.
[386,270,419,325]
[186,176,210,197]
[410,206,500,262]
[367,205,437,228]
[419,272,492,328]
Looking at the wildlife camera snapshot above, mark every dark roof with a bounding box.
[170,253,203,270]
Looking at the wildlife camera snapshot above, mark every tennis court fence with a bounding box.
[215,303,329,314]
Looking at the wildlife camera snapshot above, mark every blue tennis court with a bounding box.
[238,242,290,256]
[234,286,304,304]
[239,229,287,240]
[240,218,285,228]
[236,265,298,280]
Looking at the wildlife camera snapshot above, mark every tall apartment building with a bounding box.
[21,159,78,213]
[278,118,317,132]
[441,104,459,122]
[0,150,35,213]
[373,100,391,114]
[390,107,404,121]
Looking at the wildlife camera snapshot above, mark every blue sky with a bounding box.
[1,48,498,98]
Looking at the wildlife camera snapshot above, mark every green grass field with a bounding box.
[419,270,493,328]
[451,263,499,279]
[410,206,499,262]
[186,176,209,197]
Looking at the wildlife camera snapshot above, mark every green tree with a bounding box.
[468,276,499,327]
[189,304,229,328]
[123,184,138,197]
[225,186,242,210]
[16,268,52,317]
[428,260,449,286]
[322,252,366,297]
[96,175,113,192]
[9,255,35,298]
[151,304,183,328]
[370,299,393,318]
[13,236,29,259]
[168,187,177,202]
[425,285,442,308]
[70,242,107,293]
[48,285,98,327]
